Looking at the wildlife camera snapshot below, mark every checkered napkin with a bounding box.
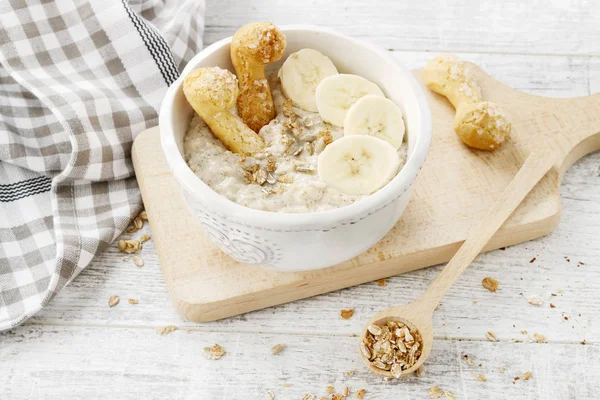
[0,0,205,331]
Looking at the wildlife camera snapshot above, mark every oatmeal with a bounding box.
[184,73,408,213]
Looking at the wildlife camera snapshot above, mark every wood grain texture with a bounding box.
[204,0,600,55]
[2,326,599,400]
[130,65,600,323]
[2,1,600,398]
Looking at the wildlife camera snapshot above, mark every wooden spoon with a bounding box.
[359,144,558,378]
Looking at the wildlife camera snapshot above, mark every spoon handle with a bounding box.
[419,146,558,310]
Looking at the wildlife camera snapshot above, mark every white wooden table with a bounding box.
[2,1,599,398]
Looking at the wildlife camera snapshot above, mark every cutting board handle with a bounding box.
[469,65,600,177]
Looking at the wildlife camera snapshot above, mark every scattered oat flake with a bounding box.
[415,365,425,377]
[533,333,546,343]
[482,277,499,292]
[140,210,148,221]
[475,373,487,382]
[499,366,505,373]
[128,298,138,304]
[156,325,177,335]
[140,234,151,243]
[522,371,533,380]
[486,331,498,342]
[444,391,456,400]
[203,343,226,360]
[463,354,474,365]
[265,391,275,400]
[355,389,366,399]
[325,386,335,394]
[377,278,387,286]
[429,386,443,398]
[301,395,315,400]
[343,387,350,397]
[117,239,141,253]
[271,343,285,355]
[520,330,528,335]
[528,294,543,306]
[345,370,356,376]
[281,383,291,388]
[108,295,120,307]
[132,255,144,267]
[340,309,354,319]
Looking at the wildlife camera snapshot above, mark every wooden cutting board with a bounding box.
[132,66,600,323]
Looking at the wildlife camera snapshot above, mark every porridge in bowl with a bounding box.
[182,22,408,213]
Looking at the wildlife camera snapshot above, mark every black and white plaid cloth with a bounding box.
[0,0,204,331]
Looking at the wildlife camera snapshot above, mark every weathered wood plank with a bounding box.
[1,325,598,399]
[204,0,600,56]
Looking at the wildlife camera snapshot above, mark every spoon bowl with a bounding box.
[359,302,434,378]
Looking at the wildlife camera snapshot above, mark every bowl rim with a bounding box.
[159,24,432,231]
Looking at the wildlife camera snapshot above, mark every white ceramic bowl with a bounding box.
[159,25,432,271]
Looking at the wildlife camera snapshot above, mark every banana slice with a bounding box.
[344,95,405,149]
[315,74,384,127]
[317,135,400,195]
[278,49,338,112]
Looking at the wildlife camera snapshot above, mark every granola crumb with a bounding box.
[520,330,528,335]
[128,298,139,304]
[325,385,335,394]
[499,366,505,373]
[203,343,226,360]
[363,320,423,376]
[550,303,556,308]
[482,277,499,292]
[271,343,286,355]
[355,389,366,399]
[429,386,443,398]
[265,391,275,400]
[533,333,546,343]
[528,294,543,306]
[140,233,151,243]
[156,325,177,335]
[108,295,120,307]
[463,354,475,365]
[377,278,387,286]
[486,331,498,342]
[132,255,144,267]
[340,309,354,319]
[281,383,291,388]
[475,373,487,382]
[529,257,536,263]
[117,239,142,253]
[522,371,533,380]
[345,370,356,376]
